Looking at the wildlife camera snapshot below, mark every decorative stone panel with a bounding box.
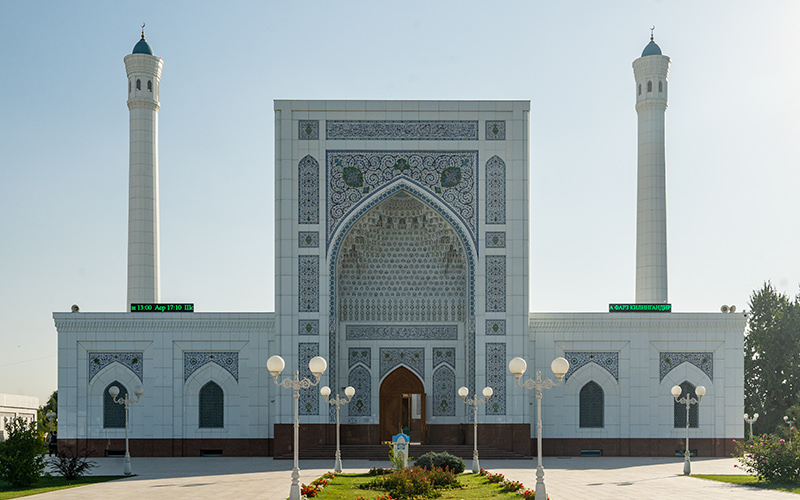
[299,343,320,415]
[89,352,143,382]
[485,231,505,248]
[485,343,506,415]
[485,256,506,312]
[564,352,619,382]
[347,325,458,340]
[348,365,371,419]
[486,319,506,336]
[485,121,506,141]
[298,120,319,140]
[299,231,319,248]
[379,348,424,379]
[432,365,456,416]
[433,348,456,369]
[660,352,713,381]
[184,352,239,381]
[299,155,319,224]
[348,347,371,368]
[299,256,319,312]
[326,121,478,141]
[299,319,319,336]
[486,156,506,224]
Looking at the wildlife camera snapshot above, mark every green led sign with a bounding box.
[609,303,671,313]
[130,303,194,313]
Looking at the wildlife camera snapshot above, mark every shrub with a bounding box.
[485,471,505,484]
[363,465,459,499]
[49,449,97,480]
[500,479,524,492]
[0,417,46,487]
[734,433,800,483]
[413,451,465,474]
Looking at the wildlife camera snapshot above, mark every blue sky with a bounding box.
[1,1,799,402]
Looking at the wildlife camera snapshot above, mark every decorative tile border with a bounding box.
[299,256,319,312]
[326,150,478,250]
[298,120,319,140]
[485,231,506,248]
[89,352,143,382]
[299,319,319,336]
[379,348,424,379]
[486,156,506,225]
[564,352,619,382]
[349,347,371,368]
[432,365,456,416]
[326,120,478,140]
[348,365,372,418]
[299,231,319,248]
[486,319,506,336]
[299,343,320,415]
[299,155,319,224]
[660,352,713,381]
[433,348,456,369]
[485,343,506,415]
[486,256,506,312]
[184,352,239,381]
[347,325,458,340]
[485,121,506,141]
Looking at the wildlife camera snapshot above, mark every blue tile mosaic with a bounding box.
[299,256,319,312]
[347,325,458,340]
[89,352,143,382]
[485,121,506,141]
[299,155,319,224]
[326,121,478,140]
[379,348,424,379]
[299,120,319,140]
[348,365,371,419]
[433,348,456,369]
[486,256,506,312]
[349,347,371,368]
[660,352,713,381]
[326,151,478,250]
[485,231,506,248]
[299,319,319,336]
[299,342,320,415]
[486,156,506,225]
[299,231,319,248]
[564,352,619,382]
[184,352,239,381]
[432,365,456,416]
[486,319,506,336]
[485,342,506,415]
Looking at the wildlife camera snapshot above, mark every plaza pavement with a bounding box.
[27,456,798,499]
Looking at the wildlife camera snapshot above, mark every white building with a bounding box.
[0,393,39,441]
[53,33,744,458]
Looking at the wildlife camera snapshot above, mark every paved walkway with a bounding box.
[28,456,797,499]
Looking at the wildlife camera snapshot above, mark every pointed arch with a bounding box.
[103,381,126,428]
[579,381,604,428]
[299,155,319,224]
[674,381,699,428]
[199,381,224,428]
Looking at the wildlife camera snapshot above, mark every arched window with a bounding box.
[674,381,700,428]
[128,81,131,93]
[199,381,224,428]
[658,80,663,93]
[579,381,604,428]
[103,381,126,428]
[647,80,653,92]
[638,83,642,96]
[147,80,152,92]
[136,79,141,91]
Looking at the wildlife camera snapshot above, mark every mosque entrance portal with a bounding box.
[379,366,425,444]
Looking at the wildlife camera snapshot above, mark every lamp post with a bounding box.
[744,413,759,440]
[320,385,355,473]
[268,354,327,500]
[671,384,705,476]
[508,356,569,500]
[45,411,56,456]
[784,416,795,442]
[457,385,493,473]
[108,385,144,476]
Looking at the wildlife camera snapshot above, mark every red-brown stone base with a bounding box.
[543,438,737,457]
[59,438,272,457]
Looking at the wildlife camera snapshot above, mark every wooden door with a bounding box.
[379,366,425,443]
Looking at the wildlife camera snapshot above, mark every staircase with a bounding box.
[275,444,530,461]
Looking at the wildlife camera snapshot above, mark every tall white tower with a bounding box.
[633,33,670,304]
[124,30,163,308]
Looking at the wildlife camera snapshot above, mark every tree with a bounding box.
[744,282,800,435]
[37,390,57,436]
[0,417,46,487]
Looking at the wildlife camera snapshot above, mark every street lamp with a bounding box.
[458,385,493,473]
[320,385,355,473]
[784,415,795,442]
[45,411,57,456]
[671,384,705,476]
[108,384,144,476]
[744,413,759,440]
[508,356,569,500]
[268,354,327,500]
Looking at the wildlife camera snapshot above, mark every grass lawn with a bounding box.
[693,474,800,494]
[0,476,122,499]
[313,472,524,500]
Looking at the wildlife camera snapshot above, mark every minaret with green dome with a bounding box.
[124,27,163,309]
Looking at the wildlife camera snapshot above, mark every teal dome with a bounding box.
[132,38,153,55]
[641,40,662,57]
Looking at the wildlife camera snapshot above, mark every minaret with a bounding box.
[124,27,163,308]
[633,30,670,304]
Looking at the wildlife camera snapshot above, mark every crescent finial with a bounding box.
[650,25,655,41]
[141,23,146,40]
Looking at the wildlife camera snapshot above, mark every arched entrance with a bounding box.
[380,366,425,444]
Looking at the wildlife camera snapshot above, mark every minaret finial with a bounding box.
[141,23,146,40]
[650,25,655,42]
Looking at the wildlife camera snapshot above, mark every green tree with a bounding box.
[0,417,46,487]
[745,282,800,435]
[37,390,57,436]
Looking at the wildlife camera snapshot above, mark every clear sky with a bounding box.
[1,1,799,403]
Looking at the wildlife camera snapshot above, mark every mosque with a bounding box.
[53,32,745,458]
